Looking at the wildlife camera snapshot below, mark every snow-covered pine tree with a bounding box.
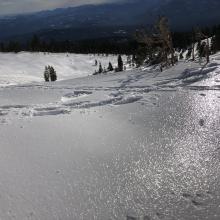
[196,29,210,63]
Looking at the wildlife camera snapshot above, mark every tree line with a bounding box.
[1,24,220,56]
[0,36,138,55]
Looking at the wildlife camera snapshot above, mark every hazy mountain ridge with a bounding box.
[0,0,220,42]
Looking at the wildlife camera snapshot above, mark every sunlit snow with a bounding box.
[0,52,220,220]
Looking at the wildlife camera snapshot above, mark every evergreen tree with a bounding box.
[6,41,21,53]
[196,29,210,63]
[107,62,114,71]
[44,66,50,82]
[135,45,147,67]
[0,43,5,52]
[211,30,220,53]
[135,16,176,69]
[198,42,206,58]
[211,36,216,54]
[132,54,136,67]
[179,52,184,60]
[127,55,132,67]
[30,35,41,52]
[197,40,202,56]
[98,63,103,74]
[215,30,220,51]
[191,29,196,61]
[186,48,192,60]
[117,55,123,72]
[49,66,57,81]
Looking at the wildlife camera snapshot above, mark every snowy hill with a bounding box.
[0,52,220,219]
[0,52,122,87]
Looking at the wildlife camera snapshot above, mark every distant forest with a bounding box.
[1,24,220,55]
[0,37,138,55]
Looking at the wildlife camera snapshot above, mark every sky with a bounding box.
[0,0,120,15]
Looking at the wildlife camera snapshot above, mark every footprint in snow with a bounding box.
[61,91,92,105]
[191,199,204,209]
[63,90,92,98]
[182,193,193,199]
[182,191,213,209]
[127,215,151,220]
[0,111,8,116]
[199,119,205,126]
[33,108,70,117]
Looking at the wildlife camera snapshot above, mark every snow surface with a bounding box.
[0,52,220,220]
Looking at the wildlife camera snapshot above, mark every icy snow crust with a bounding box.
[0,52,220,219]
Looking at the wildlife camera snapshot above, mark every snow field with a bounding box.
[0,52,126,87]
[0,52,220,219]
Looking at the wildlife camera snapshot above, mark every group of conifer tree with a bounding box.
[93,55,124,75]
[134,17,220,70]
[44,66,57,82]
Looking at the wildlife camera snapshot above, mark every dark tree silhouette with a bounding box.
[44,66,50,82]
[107,62,114,71]
[117,55,123,72]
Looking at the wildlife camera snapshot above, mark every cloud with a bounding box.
[0,0,120,15]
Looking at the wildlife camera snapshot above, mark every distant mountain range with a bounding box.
[0,0,220,42]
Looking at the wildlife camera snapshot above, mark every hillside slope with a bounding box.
[0,52,122,86]
[0,52,220,219]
